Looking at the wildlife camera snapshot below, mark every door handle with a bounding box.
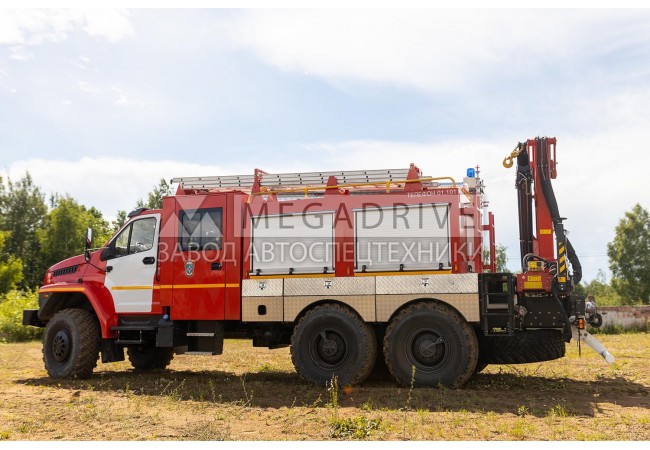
[211,262,222,270]
[106,266,113,273]
[143,257,155,265]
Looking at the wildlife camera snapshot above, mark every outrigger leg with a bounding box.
[571,326,615,364]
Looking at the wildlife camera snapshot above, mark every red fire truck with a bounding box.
[23,137,613,387]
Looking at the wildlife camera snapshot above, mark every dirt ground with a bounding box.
[0,333,648,441]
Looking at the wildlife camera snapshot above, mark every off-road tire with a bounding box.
[477,329,565,365]
[127,346,175,371]
[367,325,391,381]
[384,301,478,388]
[43,308,100,379]
[290,303,377,386]
[472,361,489,376]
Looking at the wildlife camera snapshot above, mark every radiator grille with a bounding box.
[52,265,78,277]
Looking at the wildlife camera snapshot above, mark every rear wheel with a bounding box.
[472,361,489,376]
[291,303,377,386]
[127,346,175,371]
[43,308,100,379]
[384,301,478,388]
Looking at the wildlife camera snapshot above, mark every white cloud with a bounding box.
[110,86,144,107]
[2,157,249,221]
[0,9,133,47]
[73,81,143,107]
[9,45,33,61]
[77,80,101,93]
[81,10,134,43]
[227,10,649,92]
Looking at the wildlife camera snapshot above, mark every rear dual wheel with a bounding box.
[383,301,478,388]
[291,303,377,386]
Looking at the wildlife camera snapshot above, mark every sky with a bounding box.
[1,8,649,282]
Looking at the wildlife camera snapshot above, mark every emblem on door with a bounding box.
[185,260,195,278]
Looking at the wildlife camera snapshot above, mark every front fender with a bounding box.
[38,282,118,338]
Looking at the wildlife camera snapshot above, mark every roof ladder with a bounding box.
[171,167,418,191]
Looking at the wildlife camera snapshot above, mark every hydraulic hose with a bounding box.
[536,139,583,284]
[516,148,534,269]
[566,238,582,283]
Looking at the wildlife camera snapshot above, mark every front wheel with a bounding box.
[384,301,478,388]
[43,308,100,379]
[291,303,377,386]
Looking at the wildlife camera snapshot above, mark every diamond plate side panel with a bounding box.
[376,294,479,322]
[376,273,479,295]
[242,278,283,297]
[284,277,375,297]
[284,295,375,322]
[242,297,283,322]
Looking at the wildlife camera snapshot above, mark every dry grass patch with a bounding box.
[0,333,648,440]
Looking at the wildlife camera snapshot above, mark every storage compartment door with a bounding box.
[251,212,334,275]
[355,204,450,272]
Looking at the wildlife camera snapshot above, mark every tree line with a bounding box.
[0,173,648,305]
[0,173,171,294]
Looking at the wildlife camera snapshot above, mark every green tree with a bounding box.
[483,243,510,272]
[136,178,172,210]
[579,269,622,306]
[0,176,6,229]
[495,244,509,273]
[112,210,127,233]
[607,204,650,305]
[38,195,112,268]
[0,173,47,289]
[86,206,112,248]
[0,231,23,295]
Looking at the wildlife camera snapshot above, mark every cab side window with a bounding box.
[179,208,222,251]
[112,217,157,257]
[130,218,156,253]
[114,225,130,257]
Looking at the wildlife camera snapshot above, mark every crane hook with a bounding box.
[503,143,524,168]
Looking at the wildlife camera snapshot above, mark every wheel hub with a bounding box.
[52,330,71,362]
[315,331,346,366]
[411,332,445,367]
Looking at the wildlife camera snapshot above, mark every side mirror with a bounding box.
[84,228,93,262]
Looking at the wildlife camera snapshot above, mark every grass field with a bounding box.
[0,333,648,441]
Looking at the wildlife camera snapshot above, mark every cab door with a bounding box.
[104,214,160,313]
[171,195,227,320]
